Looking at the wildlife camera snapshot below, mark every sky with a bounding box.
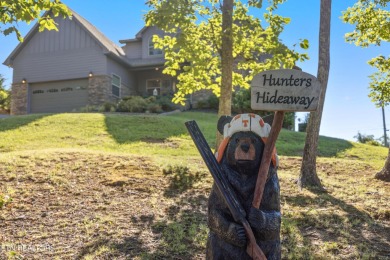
[0,0,389,142]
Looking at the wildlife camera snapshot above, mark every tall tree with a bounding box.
[299,0,332,190]
[145,0,309,118]
[0,0,71,41]
[342,0,390,181]
[220,0,234,118]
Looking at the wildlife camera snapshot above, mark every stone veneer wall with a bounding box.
[88,75,118,106]
[10,83,28,115]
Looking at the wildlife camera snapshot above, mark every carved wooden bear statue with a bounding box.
[206,113,281,260]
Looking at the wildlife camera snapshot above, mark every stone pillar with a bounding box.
[10,82,28,115]
[88,75,117,106]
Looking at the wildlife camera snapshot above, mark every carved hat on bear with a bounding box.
[216,113,279,166]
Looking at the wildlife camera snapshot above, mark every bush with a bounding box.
[117,95,178,113]
[232,88,252,113]
[0,87,10,114]
[79,105,99,112]
[117,96,148,113]
[354,132,381,146]
[207,94,219,110]
[101,102,116,112]
[147,103,163,113]
[156,95,177,112]
[196,94,219,110]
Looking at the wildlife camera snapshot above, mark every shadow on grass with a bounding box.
[103,114,187,144]
[283,190,390,258]
[0,114,49,132]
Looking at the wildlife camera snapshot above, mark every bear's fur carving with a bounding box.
[206,114,281,260]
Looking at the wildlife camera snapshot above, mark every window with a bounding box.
[146,79,172,96]
[112,74,121,97]
[61,87,73,92]
[47,88,58,93]
[161,79,171,91]
[75,86,86,90]
[32,90,44,94]
[148,36,162,56]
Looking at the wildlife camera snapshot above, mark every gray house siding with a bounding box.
[13,47,106,83]
[122,41,142,59]
[106,57,136,97]
[11,17,107,84]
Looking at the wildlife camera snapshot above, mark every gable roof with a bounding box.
[119,26,147,44]
[3,8,129,67]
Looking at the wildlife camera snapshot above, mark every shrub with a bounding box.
[196,94,219,110]
[196,99,208,109]
[163,164,207,191]
[0,77,10,113]
[145,96,157,104]
[117,96,148,113]
[100,102,116,112]
[232,88,252,113]
[156,95,177,112]
[147,103,163,113]
[354,132,381,146]
[79,105,99,112]
[207,94,219,110]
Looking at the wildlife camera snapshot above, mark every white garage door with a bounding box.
[30,79,88,113]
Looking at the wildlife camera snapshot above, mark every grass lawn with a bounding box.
[0,112,389,259]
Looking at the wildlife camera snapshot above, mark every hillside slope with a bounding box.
[0,112,389,259]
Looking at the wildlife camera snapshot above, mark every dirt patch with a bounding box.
[0,152,389,259]
[0,152,208,259]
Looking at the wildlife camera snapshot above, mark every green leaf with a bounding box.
[299,39,309,49]
[1,0,70,41]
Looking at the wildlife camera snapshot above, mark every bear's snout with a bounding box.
[240,143,250,153]
[234,138,255,161]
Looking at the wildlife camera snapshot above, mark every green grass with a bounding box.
[0,112,387,168]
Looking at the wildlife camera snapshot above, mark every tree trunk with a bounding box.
[216,0,234,148]
[299,0,331,190]
[375,147,390,181]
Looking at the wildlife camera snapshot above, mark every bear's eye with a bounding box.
[235,138,240,143]
[251,138,256,144]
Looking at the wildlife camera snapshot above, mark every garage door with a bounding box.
[30,79,88,113]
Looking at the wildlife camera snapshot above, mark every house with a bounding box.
[3,8,177,115]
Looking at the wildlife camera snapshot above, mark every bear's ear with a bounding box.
[217,115,233,135]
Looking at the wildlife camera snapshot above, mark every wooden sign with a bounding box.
[251,69,321,111]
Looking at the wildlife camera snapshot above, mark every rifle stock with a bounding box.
[185,120,266,260]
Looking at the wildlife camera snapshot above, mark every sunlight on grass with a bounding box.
[0,112,388,168]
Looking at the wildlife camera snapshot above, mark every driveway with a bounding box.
[0,114,10,119]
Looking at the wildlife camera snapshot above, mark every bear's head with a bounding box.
[216,114,277,175]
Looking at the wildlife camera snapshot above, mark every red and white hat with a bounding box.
[216,113,279,167]
[222,113,271,138]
